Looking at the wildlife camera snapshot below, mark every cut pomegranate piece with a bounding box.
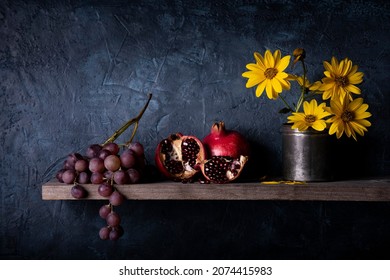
[155,133,206,182]
[200,155,248,184]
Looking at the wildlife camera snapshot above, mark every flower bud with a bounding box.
[293,48,306,63]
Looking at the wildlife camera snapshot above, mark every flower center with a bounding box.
[335,76,349,87]
[264,68,278,79]
[305,114,316,124]
[341,110,354,122]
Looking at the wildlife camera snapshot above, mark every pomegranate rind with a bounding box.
[155,133,206,181]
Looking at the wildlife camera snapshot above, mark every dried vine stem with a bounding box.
[102,93,152,145]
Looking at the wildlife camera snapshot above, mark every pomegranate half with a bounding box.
[155,133,205,182]
[200,155,248,184]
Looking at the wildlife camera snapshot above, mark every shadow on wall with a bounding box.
[236,139,277,182]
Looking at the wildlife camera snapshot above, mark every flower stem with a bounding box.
[102,93,152,145]
[295,60,307,112]
[279,94,293,112]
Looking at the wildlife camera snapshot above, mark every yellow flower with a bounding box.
[327,97,371,141]
[318,57,364,102]
[287,99,331,131]
[242,50,291,100]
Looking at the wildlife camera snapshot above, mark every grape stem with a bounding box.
[102,93,152,145]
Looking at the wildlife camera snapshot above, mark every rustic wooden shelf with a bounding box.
[42,177,390,201]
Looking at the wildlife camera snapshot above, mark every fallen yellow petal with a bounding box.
[260,180,306,185]
[260,181,282,185]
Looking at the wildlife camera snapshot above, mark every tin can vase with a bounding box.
[281,124,334,182]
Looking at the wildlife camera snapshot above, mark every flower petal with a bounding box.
[255,81,267,97]
[277,55,291,72]
[271,77,282,93]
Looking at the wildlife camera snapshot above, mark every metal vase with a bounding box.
[281,124,333,182]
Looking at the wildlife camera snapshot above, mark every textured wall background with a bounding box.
[1,0,389,259]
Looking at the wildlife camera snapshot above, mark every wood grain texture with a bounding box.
[42,178,390,201]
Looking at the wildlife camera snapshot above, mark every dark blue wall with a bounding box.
[1,0,389,259]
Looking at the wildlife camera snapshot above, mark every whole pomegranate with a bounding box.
[155,133,206,182]
[202,121,250,158]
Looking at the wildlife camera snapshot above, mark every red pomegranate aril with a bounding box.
[201,155,248,184]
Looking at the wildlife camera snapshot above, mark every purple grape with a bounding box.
[109,227,122,240]
[77,171,90,184]
[66,153,83,169]
[127,168,141,184]
[86,144,102,158]
[127,142,144,157]
[120,150,137,169]
[90,172,104,184]
[75,159,89,172]
[63,160,74,170]
[62,169,76,184]
[114,170,129,184]
[56,169,66,183]
[106,212,121,227]
[103,142,119,155]
[99,204,111,219]
[104,155,121,172]
[98,182,114,197]
[109,190,125,206]
[98,149,111,160]
[113,225,124,238]
[71,185,88,199]
[99,226,111,240]
[89,158,105,173]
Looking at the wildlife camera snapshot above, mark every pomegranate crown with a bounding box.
[211,121,226,135]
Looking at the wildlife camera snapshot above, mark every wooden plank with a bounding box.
[42,178,390,201]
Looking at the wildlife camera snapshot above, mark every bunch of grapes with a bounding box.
[56,141,156,241]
